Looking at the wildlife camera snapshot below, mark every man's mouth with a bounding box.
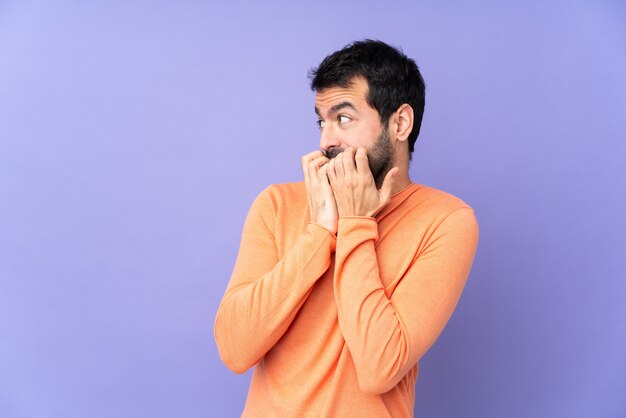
[323,147,344,159]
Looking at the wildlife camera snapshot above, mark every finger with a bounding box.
[312,155,329,167]
[302,152,324,216]
[342,147,357,174]
[308,157,330,195]
[302,155,312,192]
[355,147,371,177]
[308,158,321,189]
[379,167,399,204]
[301,150,324,175]
[319,164,331,187]
[321,164,339,201]
[334,152,345,178]
[327,158,337,186]
[302,150,324,180]
[302,150,323,161]
[328,157,335,175]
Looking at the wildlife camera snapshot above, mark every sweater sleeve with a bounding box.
[333,208,479,394]
[214,186,336,373]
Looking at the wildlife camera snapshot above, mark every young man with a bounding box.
[215,40,479,417]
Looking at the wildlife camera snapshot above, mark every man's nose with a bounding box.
[320,126,342,151]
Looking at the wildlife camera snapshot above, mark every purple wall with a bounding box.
[1,1,625,417]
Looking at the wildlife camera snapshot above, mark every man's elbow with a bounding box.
[354,347,418,394]
[215,336,256,374]
[214,322,255,374]
[357,373,399,395]
[220,353,253,374]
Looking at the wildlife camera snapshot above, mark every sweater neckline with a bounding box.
[376,182,421,220]
[390,182,419,199]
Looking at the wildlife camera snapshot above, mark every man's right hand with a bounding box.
[302,151,338,235]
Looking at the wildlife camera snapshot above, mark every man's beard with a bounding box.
[324,127,394,189]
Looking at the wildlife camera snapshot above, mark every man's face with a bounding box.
[315,77,394,188]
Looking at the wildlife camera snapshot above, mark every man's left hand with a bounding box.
[326,147,398,218]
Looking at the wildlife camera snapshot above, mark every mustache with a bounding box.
[323,147,345,159]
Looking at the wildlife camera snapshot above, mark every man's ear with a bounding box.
[391,104,414,143]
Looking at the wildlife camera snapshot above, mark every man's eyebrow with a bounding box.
[315,101,357,117]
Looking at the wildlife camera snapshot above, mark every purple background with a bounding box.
[1,1,625,417]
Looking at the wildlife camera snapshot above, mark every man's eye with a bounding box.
[316,120,325,129]
[338,115,351,124]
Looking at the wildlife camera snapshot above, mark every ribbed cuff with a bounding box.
[337,217,378,243]
[307,222,337,252]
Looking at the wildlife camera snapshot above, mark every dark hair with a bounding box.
[309,39,426,155]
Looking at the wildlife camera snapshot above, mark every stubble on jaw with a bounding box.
[322,126,394,189]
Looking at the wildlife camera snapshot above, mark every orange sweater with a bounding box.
[215,182,479,417]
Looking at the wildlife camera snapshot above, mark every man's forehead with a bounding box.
[314,78,369,113]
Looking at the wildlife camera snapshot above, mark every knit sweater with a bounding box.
[215,181,479,417]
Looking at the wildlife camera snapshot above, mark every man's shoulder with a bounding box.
[411,183,473,212]
[258,181,306,203]
[251,181,307,214]
[396,183,476,228]
[265,181,306,196]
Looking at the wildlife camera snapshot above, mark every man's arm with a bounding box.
[326,147,479,393]
[333,209,479,393]
[214,151,338,373]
